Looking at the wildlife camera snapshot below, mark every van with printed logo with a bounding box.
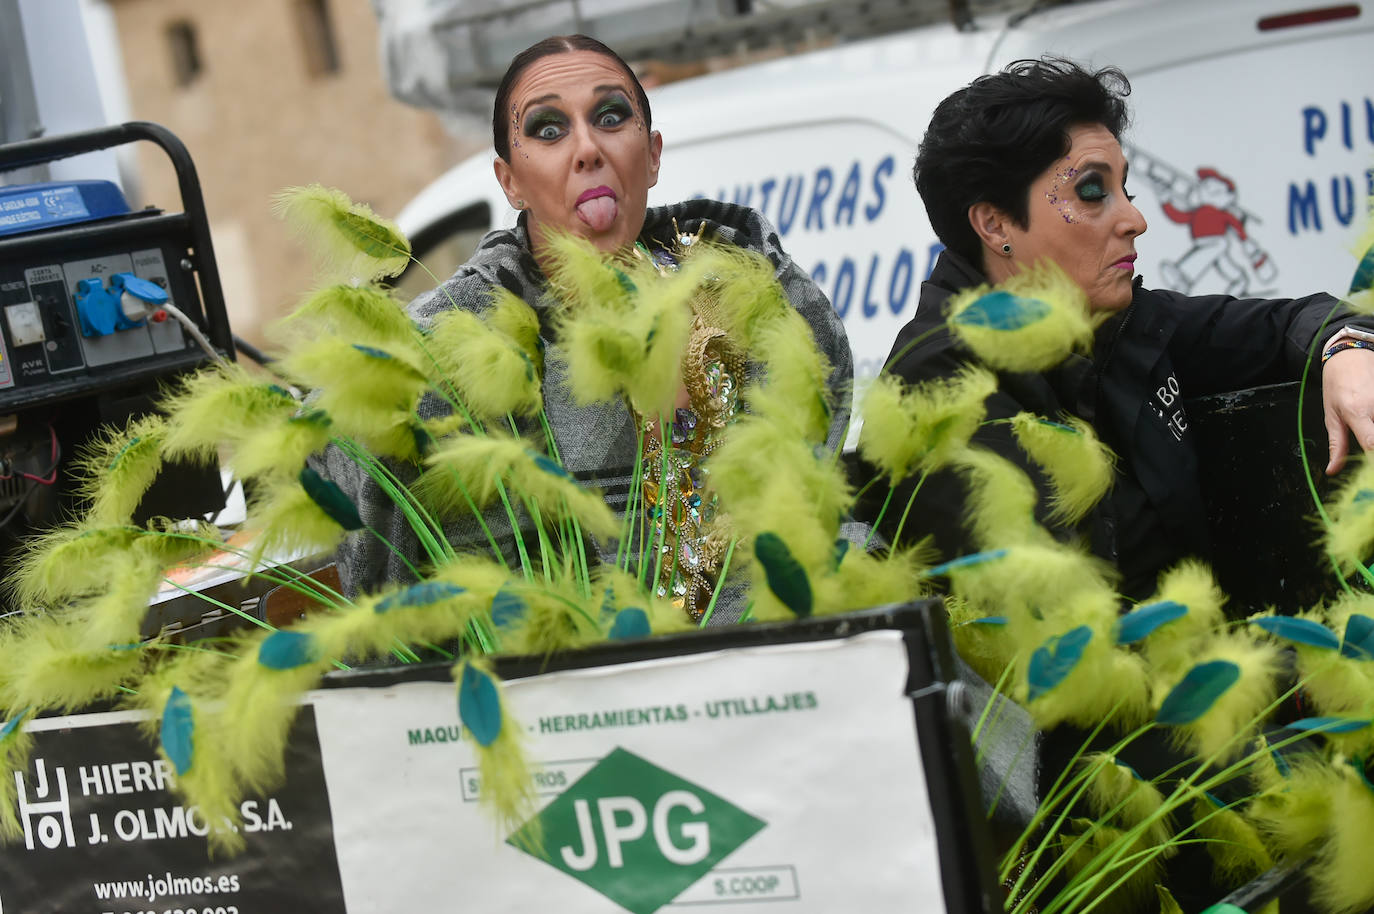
[392,0,1374,388]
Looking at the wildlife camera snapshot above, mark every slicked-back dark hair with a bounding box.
[492,35,653,161]
[914,57,1131,265]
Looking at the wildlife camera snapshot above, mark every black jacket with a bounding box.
[859,250,1344,599]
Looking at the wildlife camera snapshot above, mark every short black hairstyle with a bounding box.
[914,57,1132,265]
[491,35,653,161]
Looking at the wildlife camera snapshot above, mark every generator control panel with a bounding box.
[0,123,233,415]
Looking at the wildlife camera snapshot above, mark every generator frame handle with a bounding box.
[0,121,231,355]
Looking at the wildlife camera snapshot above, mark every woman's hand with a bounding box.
[1323,346,1374,474]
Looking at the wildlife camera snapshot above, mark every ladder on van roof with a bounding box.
[375,0,1030,108]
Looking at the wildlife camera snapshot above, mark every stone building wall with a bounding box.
[106,0,484,345]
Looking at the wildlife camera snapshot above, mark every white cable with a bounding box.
[159,300,229,366]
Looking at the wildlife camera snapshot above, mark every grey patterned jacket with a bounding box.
[324,199,854,622]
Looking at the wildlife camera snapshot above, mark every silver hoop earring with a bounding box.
[1001,243,1012,255]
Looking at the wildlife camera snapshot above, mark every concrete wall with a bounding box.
[107,0,485,345]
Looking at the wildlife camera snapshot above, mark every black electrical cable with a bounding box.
[0,479,41,534]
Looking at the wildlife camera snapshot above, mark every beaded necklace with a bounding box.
[634,227,745,620]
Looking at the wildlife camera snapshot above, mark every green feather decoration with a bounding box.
[1192,795,1272,883]
[278,336,429,459]
[257,630,318,670]
[1010,412,1116,524]
[1081,753,1175,850]
[753,531,813,618]
[274,283,416,345]
[299,466,364,530]
[451,657,539,847]
[1027,626,1093,700]
[746,310,833,443]
[0,708,33,841]
[426,304,542,420]
[74,413,168,526]
[0,614,147,713]
[485,287,544,373]
[857,366,997,480]
[415,434,618,540]
[457,661,503,746]
[5,523,139,607]
[228,409,334,482]
[551,239,698,414]
[608,608,652,640]
[1324,459,1374,574]
[161,686,195,776]
[158,363,300,464]
[1154,636,1281,759]
[945,260,1096,372]
[1156,660,1241,724]
[273,184,411,281]
[244,474,357,567]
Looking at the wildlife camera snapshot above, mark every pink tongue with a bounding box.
[576,196,618,232]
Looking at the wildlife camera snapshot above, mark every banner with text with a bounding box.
[0,630,943,914]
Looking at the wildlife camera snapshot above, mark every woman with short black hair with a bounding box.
[862,57,1374,599]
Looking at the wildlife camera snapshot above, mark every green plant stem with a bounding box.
[1294,303,1366,593]
[861,488,895,550]
[890,470,929,547]
[698,538,738,628]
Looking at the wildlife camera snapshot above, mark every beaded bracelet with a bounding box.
[1322,338,1374,363]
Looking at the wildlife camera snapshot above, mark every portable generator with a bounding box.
[0,122,233,590]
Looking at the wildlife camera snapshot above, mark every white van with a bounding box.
[393,0,1374,385]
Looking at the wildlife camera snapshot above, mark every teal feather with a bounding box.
[609,608,651,640]
[530,451,572,479]
[258,630,318,670]
[0,708,29,741]
[458,664,502,747]
[352,343,394,360]
[1286,716,1372,733]
[161,686,195,776]
[1342,613,1374,660]
[1251,615,1341,650]
[951,290,1051,331]
[299,466,364,531]
[1117,600,1188,644]
[490,587,525,628]
[967,616,1009,626]
[1155,660,1241,725]
[1027,625,1093,700]
[923,548,1008,578]
[375,580,465,613]
[754,532,813,618]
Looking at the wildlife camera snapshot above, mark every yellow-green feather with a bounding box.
[857,366,997,481]
[75,413,169,526]
[273,185,411,282]
[1153,633,1282,761]
[1191,797,1272,884]
[274,283,415,346]
[1010,412,1116,524]
[945,260,1096,372]
[415,434,617,540]
[426,306,542,420]
[1082,753,1175,850]
[278,337,429,460]
[453,657,540,848]
[158,363,300,464]
[1323,457,1374,574]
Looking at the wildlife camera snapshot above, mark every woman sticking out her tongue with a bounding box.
[327,35,852,619]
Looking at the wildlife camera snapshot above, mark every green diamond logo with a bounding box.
[508,747,766,914]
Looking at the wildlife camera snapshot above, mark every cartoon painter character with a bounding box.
[1151,167,1276,295]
